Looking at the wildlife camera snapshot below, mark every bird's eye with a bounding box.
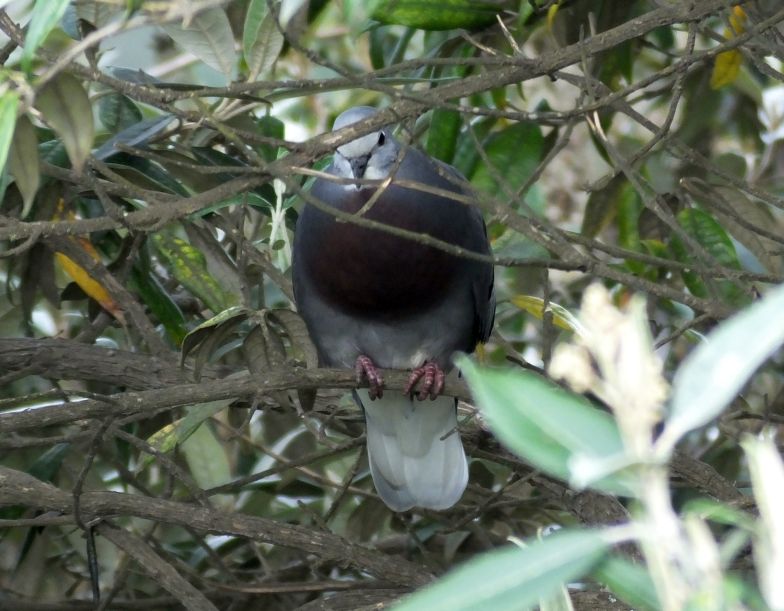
[377,132,385,146]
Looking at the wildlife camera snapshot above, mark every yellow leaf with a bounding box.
[546,2,559,31]
[53,198,125,323]
[711,48,743,90]
[729,6,747,34]
[510,295,583,334]
[710,8,747,90]
[55,252,125,323]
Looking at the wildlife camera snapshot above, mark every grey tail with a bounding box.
[354,389,468,512]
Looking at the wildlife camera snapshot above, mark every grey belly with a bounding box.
[299,289,473,371]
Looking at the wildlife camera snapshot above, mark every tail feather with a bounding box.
[355,389,468,512]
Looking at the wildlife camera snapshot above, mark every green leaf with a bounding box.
[470,122,544,206]
[662,282,784,452]
[426,108,461,163]
[180,305,252,365]
[145,399,231,460]
[243,0,285,80]
[22,0,71,70]
[669,207,746,306]
[371,0,503,31]
[9,114,41,218]
[93,115,174,161]
[35,73,94,172]
[458,359,635,495]
[10,115,41,218]
[163,8,237,78]
[98,92,143,132]
[395,529,610,611]
[152,231,239,315]
[181,420,232,493]
[593,556,659,611]
[129,264,187,345]
[0,92,19,175]
[256,115,285,162]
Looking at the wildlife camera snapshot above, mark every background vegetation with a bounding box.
[1,0,784,609]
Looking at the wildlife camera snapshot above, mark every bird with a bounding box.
[292,106,494,511]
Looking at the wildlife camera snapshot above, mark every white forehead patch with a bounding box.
[336,132,379,158]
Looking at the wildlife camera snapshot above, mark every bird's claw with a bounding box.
[356,355,384,399]
[405,362,445,401]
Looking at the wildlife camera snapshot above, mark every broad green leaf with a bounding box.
[458,359,635,495]
[593,556,658,611]
[509,295,582,333]
[163,8,237,78]
[9,114,40,217]
[471,122,544,206]
[394,529,609,611]
[426,108,461,163]
[0,92,19,176]
[22,0,71,70]
[670,207,746,306]
[181,421,232,492]
[243,0,285,80]
[662,282,784,452]
[35,73,94,172]
[98,92,143,132]
[152,231,238,315]
[371,0,503,31]
[129,264,187,345]
[581,174,627,239]
[256,115,285,162]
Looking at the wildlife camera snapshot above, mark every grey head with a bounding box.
[331,106,400,186]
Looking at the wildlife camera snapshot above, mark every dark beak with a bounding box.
[350,155,370,179]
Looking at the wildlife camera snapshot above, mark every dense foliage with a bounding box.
[1,1,784,609]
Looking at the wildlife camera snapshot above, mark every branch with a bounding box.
[0,466,432,588]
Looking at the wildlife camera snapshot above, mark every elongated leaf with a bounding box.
[395,530,609,611]
[145,399,231,461]
[129,264,187,345]
[153,231,238,314]
[371,0,503,31]
[243,0,285,80]
[94,115,174,160]
[593,556,658,611]
[180,305,251,364]
[35,74,94,172]
[22,0,71,70]
[427,108,461,163]
[163,8,237,78]
[181,421,232,493]
[9,114,40,217]
[0,92,19,175]
[670,207,745,306]
[98,92,143,132]
[458,359,635,495]
[741,433,784,610]
[509,295,582,333]
[54,250,125,322]
[663,282,784,451]
[471,122,544,205]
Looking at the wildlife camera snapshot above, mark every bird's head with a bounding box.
[332,106,398,186]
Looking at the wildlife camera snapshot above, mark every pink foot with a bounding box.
[355,355,384,399]
[404,362,445,401]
